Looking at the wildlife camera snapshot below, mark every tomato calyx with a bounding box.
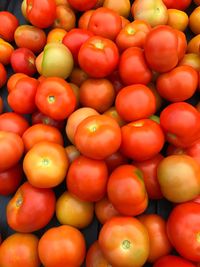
[48,95,56,104]
[127,27,135,35]
[167,132,177,139]
[15,193,23,208]
[93,41,105,50]
[121,239,131,250]
[87,124,98,133]
[135,169,144,181]
[41,158,50,166]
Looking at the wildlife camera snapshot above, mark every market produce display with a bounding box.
[1,0,200,266]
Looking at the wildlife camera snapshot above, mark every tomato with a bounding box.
[8,77,39,114]
[103,0,131,18]
[62,28,93,64]
[167,202,200,261]
[7,182,56,232]
[134,154,163,200]
[0,97,3,114]
[153,255,196,267]
[86,241,111,267]
[65,145,80,163]
[74,115,121,160]
[53,5,76,31]
[95,196,120,224]
[67,0,97,11]
[156,65,198,102]
[187,34,200,54]
[7,73,27,92]
[175,29,187,60]
[144,25,179,73]
[35,77,76,120]
[148,83,163,112]
[0,233,40,267]
[0,112,29,136]
[189,7,200,34]
[162,0,192,10]
[98,217,150,267]
[47,28,67,43]
[78,36,119,78]
[179,53,200,71]
[120,119,165,161]
[14,25,46,54]
[104,107,126,127]
[0,11,19,42]
[67,155,108,201]
[0,164,23,196]
[38,225,86,267]
[23,141,69,188]
[69,67,89,86]
[31,111,65,130]
[0,38,14,65]
[0,131,24,172]
[79,78,115,113]
[119,47,152,86]
[88,7,122,40]
[167,9,189,31]
[56,191,94,228]
[138,214,172,263]
[116,20,151,51]
[105,150,128,173]
[160,102,200,148]
[22,124,64,151]
[26,0,56,28]
[0,63,7,88]
[78,10,94,30]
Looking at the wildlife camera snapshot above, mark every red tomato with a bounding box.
[7,73,28,93]
[0,11,19,42]
[31,111,65,130]
[160,102,200,148]
[162,0,192,10]
[175,29,187,60]
[134,154,164,199]
[167,202,200,262]
[66,155,108,202]
[98,217,150,267]
[144,25,179,73]
[88,7,122,40]
[67,0,97,11]
[78,36,119,78]
[0,131,24,172]
[0,164,23,196]
[0,38,14,65]
[121,119,165,161]
[0,112,29,136]
[26,0,56,28]
[115,84,156,122]
[153,255,196,267]
[0,63,7,88]
[86,241,111,267]
[35,77,76,120]
[156,65,198,102]
[119,47,152,86]
[74,115,121,160]
[62,28,93,64]
[7,182,56,233]
[78,10,94,30]
[107,164,148,216]
[105,150,129,173]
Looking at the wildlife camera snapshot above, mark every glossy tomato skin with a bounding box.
[107,164,148,216]
[0,233,40,267]
[31,111,65,130]
[160,102,200,147]
[38,225,86,267]
[35,77,76,120]
[7,182,56,233]
[99,216,150,267]
[162,0,192,10]
[7,73,27,92]
[74,115,121,160]
[134,154,164,199]
[0,38,14,65]
[119,47,152,86]
[0,164,23,196]
[0,63,7,88]
[144,25,179,73]
[153,255,196,267]
[0,131,24,172]
[86,241,111,267]
[121,119,165,161]
[167,202,200,262]
[26,0,56,28]
[78,10,95,30]
[78,36,119,78]
[0,11,19,42]
[157,65,198,102]
[66,155,108,202]
[68,0,97,11]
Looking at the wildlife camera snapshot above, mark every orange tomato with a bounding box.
[78,10,95,30]
[187,34,200,54]
[104,106,126,127]
[47,28,67,43]
[167,9,188,31]
[86,241,111,267]
[65,145,80,163]
[7,73,27,92]
[179,53,200,71]
[53,5,76,31]
[69,67,89,86]
[103,0,131,18]
[189,6,200,34]
[0,38,14,65]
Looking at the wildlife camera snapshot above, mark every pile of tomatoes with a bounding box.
[1,0,200,266]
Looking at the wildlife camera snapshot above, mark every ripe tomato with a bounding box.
[104,107,126,127]
[0,131,24,172]
[0,233,40,267]
[0,11,19,42]
[35,77,76,120]
[98,217,149,267]
[65,145,80,163]
[56,191,94,228]
[78,10,94,29]
[167,9,189,31]
[134,154,164,200]
[121,119,165,161]
[67,0,97,11]
[78,36,119,78]
[162,0,192,10]
[175,29,187,60]
[103,0,131,18]
[86,241,111,267]
[31,111,65,130]
[0,63,7,88]
[47,28,67,43]
[179,53,200,71]
[189,7,200,34]
[167,202,200,262]
[66,155,108,201]
[160,102,200,148]
[74,115,121,160]
[53,5,76,31]
[7,73,27,92]
[156,65,198,102]
[23,141,69,188]
[69,67,89,86]
[7,182,56,232]
[38,225,86,267]
[26,0,56,28]
[0,112,29,136]
[153,255,196,267]
[0,38,14,65]
[105,150,128,173]
[187,34,200,54]
[0,164,23,196]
